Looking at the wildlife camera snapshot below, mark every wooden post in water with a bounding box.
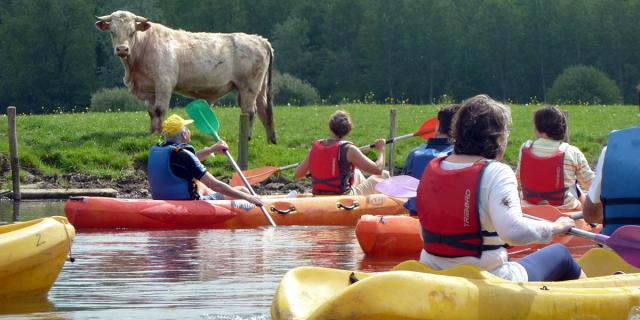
[238,113,250,170]
[7,106,20,201]
[388,109,397,176]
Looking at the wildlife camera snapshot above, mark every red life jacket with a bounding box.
[520,140,568,206]
[417,157,504,258]
[309,139,355,195]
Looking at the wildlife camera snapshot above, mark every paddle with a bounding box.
[230,117,439,186]
[186,99,277,227]
[375,175,640,268]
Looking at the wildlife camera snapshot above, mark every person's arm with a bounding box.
[574,148,595,192]
[346,139,385,175]
[583,197,603,224]
[484,164,574,246]
[200,172,263,206]
[196,141,228,161]
[294,153,311,180]
[583,147,606,224]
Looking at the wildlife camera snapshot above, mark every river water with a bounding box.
[0,200,409,320]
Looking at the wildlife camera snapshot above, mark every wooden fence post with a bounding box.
[238,113,250,170]
[388,109,397,175]
[8,106,20,201]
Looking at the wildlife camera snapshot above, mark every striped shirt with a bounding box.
[516,138,594,210]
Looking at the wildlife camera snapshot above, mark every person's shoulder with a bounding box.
[486,161,515,175]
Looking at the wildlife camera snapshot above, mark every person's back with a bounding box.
[402,104,459,214]
[584,125,640,235]
[295,110,387,196]
[418,95,583,282]
[516,106,594,210]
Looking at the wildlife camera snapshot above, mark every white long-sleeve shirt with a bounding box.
[420,160,554,281]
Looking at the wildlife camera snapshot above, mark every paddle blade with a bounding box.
[605,225,640,268]
[375,175,419,198]
[186,99,220,138]
[230,166,281,187]
[414,117,438,140]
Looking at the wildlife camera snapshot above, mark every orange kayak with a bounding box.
[65,194,406,230]
[356,206,601,258]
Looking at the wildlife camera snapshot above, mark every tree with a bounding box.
[272,16,311,78]
[0,0,97,113]
[547,65,622,105]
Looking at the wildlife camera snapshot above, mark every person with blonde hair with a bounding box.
[295,110,389,195]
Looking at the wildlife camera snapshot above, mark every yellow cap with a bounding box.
[162,114,194,137]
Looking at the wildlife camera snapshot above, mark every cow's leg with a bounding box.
[237,87,258,142]
[256,82,276,144]
[151,88,172,134]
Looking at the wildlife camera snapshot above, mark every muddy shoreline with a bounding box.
[1,168,312,199]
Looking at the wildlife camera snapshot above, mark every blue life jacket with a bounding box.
[403,138,453,215]
[148,144,194,200]
[601,126,640,235]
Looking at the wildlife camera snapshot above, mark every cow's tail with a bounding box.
[266,44,276,144]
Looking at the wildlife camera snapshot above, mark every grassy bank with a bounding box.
[0,104,638,188]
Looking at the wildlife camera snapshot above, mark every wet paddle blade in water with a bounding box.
[375,175,420,198]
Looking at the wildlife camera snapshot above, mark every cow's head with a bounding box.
[95,11,151,58]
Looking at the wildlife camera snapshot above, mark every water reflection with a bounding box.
[0,201,407,319]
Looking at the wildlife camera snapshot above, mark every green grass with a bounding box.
[0,104,638,186]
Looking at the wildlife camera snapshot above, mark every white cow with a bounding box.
[95,10,276,144]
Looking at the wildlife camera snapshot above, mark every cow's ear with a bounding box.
[136,21,151,32]
[95,21,110,31]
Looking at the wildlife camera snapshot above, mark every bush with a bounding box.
[547,65,622,105]
[90,88,146,112]
[272,72,320,106]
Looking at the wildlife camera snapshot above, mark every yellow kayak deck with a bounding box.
[273,248,640,320]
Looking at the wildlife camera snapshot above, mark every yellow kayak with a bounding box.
[272,248,640,320]
[0,216,75,299]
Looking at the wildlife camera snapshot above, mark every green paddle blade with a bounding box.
[185,99,221,141]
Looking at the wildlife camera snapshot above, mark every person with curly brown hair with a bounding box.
[294,110,389,196]
[516,105,594,210]
[416,95,585,282]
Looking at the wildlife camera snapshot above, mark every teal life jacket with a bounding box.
[148,144,193,200]
[601,126,640,235]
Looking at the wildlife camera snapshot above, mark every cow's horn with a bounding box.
[134,15,149,23]
[95,15,112,22]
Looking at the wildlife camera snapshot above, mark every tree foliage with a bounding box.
[547,66,622,105]
[2,0,640,114]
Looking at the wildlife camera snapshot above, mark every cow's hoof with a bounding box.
[268,135,277,144]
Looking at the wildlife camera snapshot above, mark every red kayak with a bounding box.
[65,194,407,230]
[356,205,601,258]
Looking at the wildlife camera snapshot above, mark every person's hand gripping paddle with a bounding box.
[186,99,277,227]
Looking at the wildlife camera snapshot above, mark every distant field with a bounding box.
[0,104,638,186]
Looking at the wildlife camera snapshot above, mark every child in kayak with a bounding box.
[401,104,460,215]
[147,114,263,205]
[294,110,388,196]
[516,105,594,210]
[416,95,585,281]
